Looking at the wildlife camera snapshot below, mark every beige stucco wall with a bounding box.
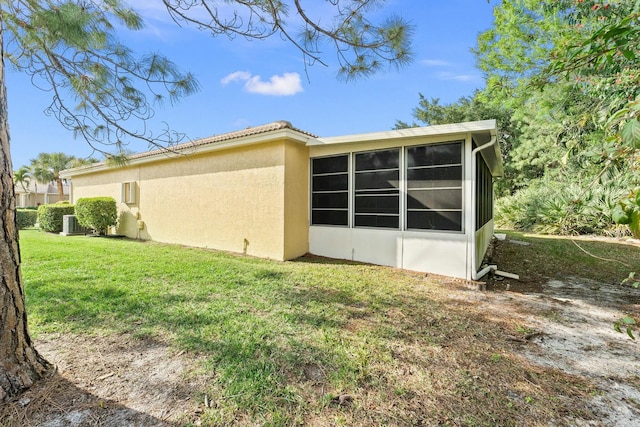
[70,166,141,236]
[283,140,309,260]
[70,138,310,261]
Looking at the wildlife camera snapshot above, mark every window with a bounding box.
[476,153,493,230]
[310,140,467,233]
[122,181,137,204]
[311,155,349,226]
[354,149,400,229]
[406,142,463,231]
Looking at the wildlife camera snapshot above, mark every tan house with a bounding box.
[15,180,70,207]
[61,120,502,280]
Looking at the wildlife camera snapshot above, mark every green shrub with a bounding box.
[75,197,118,235]
[495,168,635,236]
[37,203,75,233]
[16,209,38,229]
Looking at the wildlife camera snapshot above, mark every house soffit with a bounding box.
[310,119,502,177]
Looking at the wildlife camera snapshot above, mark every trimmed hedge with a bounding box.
[75,197,117,235]
[16,209,38,229]
[37,202,75,233]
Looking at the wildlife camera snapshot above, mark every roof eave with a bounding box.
[311,120,497,147]
[61,128,317,178]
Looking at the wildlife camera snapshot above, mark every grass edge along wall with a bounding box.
[61,120,502,280]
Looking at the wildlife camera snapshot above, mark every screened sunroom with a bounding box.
[307,120,502,280]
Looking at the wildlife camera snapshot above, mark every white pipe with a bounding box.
[474,264,496,281]
[471,135,497,281]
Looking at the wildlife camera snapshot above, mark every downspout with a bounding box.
[471,135,497,281]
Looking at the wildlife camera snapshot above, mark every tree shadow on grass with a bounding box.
[21,242,609,425]
[0,373,174,427]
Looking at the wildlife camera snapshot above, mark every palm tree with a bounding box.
[13,166,31,206]
[30,153,96,201]
[13,166,31,192]
[30,156,55,204]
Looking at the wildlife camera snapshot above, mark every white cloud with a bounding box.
[220,71,303,96]
[421,59,450,67]
[221,71,253,85]
[420,59,481,83]
[437,72,478,82]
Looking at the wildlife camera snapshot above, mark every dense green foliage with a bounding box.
[494,169,633,235]
[37,202,75,233]
[399,0,639,236]
[16,209,38,229]
[75,197,117,235]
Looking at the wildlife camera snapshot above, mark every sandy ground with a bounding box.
[1,334,209,426]
[452,275,640,426]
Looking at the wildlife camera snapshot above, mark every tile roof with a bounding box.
[126,120,317,161]
[14,181,69,195]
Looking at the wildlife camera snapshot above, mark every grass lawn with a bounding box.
[18,229,637,426]
[486,231,640,293]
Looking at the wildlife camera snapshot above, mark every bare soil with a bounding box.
[0,334,211,426]
[480,235,640,426]
[1,236,638,426]
[455,276,640,426]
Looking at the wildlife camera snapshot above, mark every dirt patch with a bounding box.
[453,279,640,426]
[460,235,640,426]
[0,334,210,426]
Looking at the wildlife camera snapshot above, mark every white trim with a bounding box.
[313,120,496,146]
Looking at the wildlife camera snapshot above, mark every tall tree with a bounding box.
[470,0,638,236]
[541,1,640,235]
[30,152,94,200]
[475,0,636,166]
[0,1,412,402]
[29,155,54,202]
[0,16,52,402]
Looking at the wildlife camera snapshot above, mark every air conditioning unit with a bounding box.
[60,215,90,236]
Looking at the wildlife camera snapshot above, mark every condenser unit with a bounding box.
[60,215,91,236]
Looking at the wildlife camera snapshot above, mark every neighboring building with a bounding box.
[60,120,502,280]
[14,180,70,207]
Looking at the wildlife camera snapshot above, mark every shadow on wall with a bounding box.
[118,210,151,240]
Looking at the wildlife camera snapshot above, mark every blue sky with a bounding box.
[8,0,499,169]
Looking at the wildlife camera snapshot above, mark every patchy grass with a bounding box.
[18,230,599,426]
[488,230,639,292]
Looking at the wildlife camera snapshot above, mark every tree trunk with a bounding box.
[0,23,53,403]
[56,177,64,201]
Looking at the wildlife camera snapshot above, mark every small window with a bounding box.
[311,155,349,226]
[122,181,137,204]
